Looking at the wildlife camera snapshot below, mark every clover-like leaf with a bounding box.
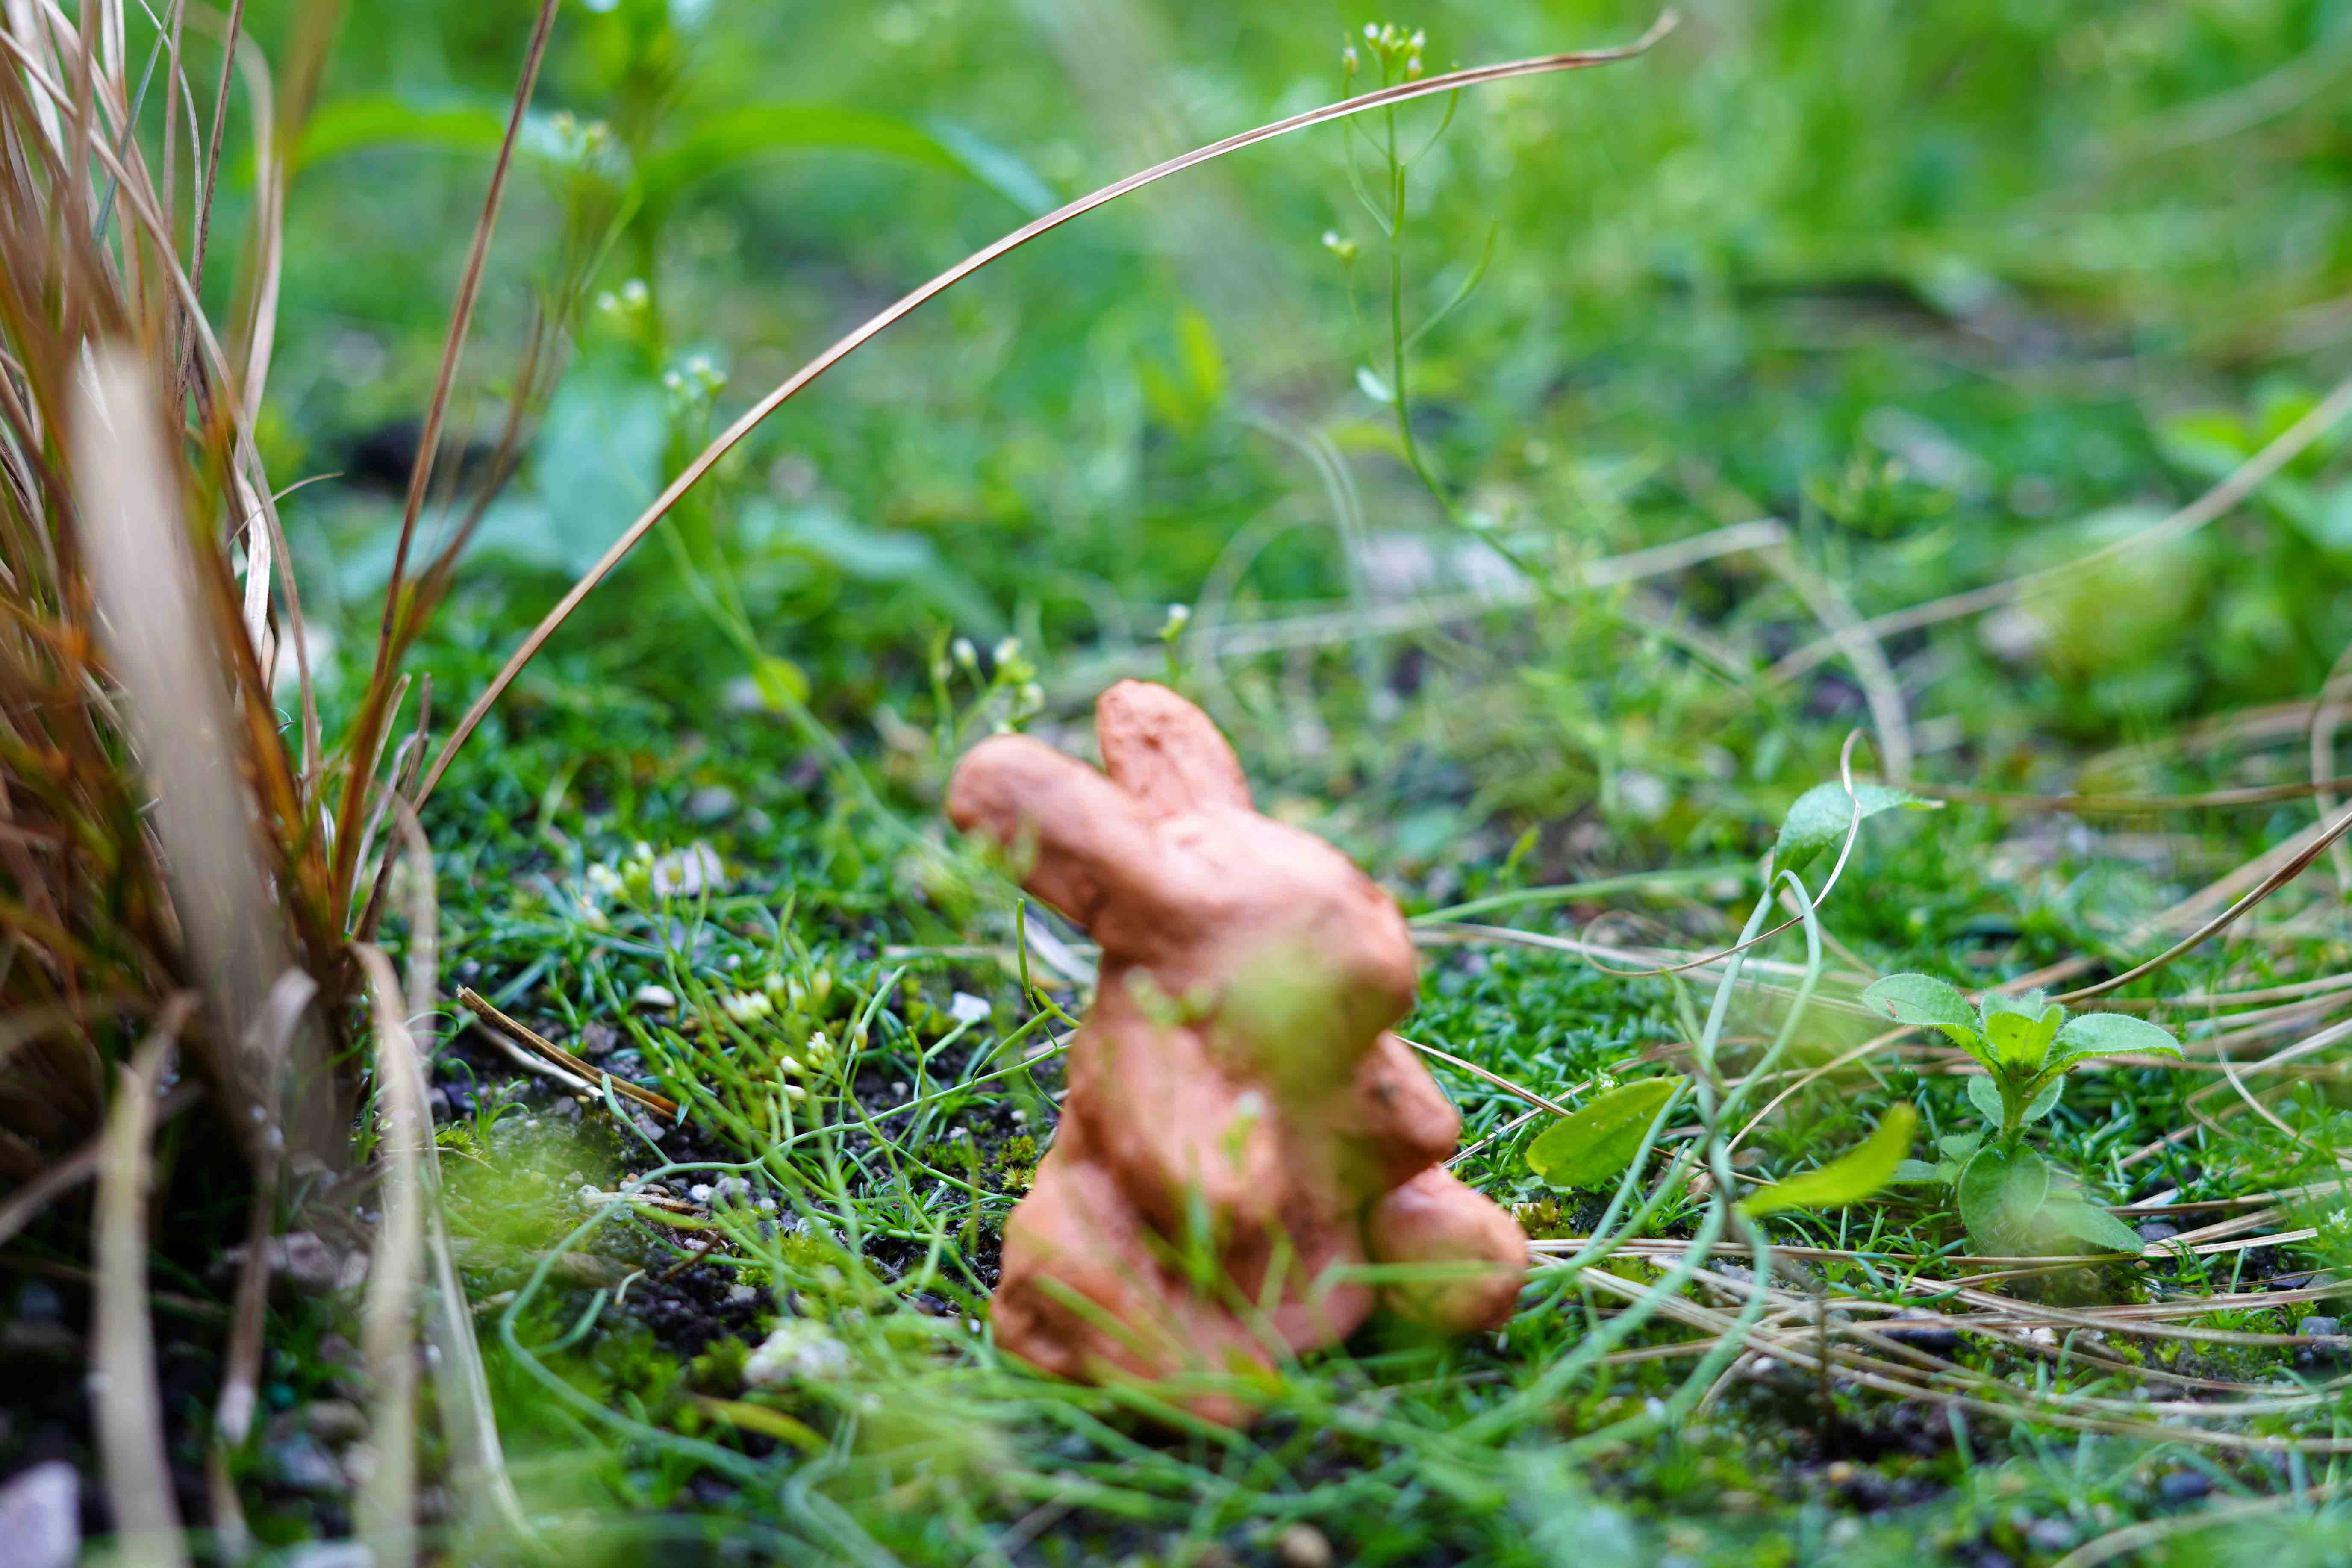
[1956,1145,2011,1249]
[2041,1197,2146,1256]
[1957,1145,2049,1254]
[1965,1074,2005,1125]
[1526,1078,1680,1191]
[1860,973,1980,1048]
[1999,1147,2050,1234]
[1740,1105,1918,1217]
[1773,783,1943,878]
[2046,1012,2184,1071]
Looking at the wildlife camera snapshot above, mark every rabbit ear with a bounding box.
[948,733,1167,929]
[1095,680,1251,819]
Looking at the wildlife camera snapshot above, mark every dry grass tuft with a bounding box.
[0,0,540,1550]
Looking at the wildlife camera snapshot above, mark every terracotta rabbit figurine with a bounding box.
[949,680,1528,1421]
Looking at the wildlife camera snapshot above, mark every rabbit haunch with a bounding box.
[949,680,1528,1422]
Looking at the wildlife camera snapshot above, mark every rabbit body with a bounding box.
[949,681,1527,1421]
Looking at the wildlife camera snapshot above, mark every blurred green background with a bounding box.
[242,0,2352,863]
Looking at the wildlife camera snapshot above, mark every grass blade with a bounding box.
[355,944,425,1568]
[92,1004,194,1568]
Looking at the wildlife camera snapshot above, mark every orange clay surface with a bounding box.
[948,680,1528,1423]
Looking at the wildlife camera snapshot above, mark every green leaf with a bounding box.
[745,502,1003,633]
[295,95,1055,217]
[1965,1074,2005,1125]
[1740,1104,1917,1217]
[291,92,507,173]
[2047,1012,2184,1071]
[1936,1130,1984,1161]
[1890,1159,1945,1184]
[1957,1146,2048,1253]
[634,103,1053,214]
[918,118,1059,215]
[1773,783,1943,877]
[2020,1076,2064,1125]
[1956,1146,2010,1248]
[1978,991,2064,1069]
[2155,409,2250,485]
[2042,1197,2146,1256]
[1859,974,1978,1047]
[1999,1147,2049,1235]
[1526,1079,1679,1191]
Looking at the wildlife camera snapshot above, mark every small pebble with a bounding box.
[948,991,992,1025]
[2156,1470,2212,1503]
[689,1184,714,1203]
[0,1460,77,1568]
[2025,1519,2078,1554]
[1276,1524,1333,1568]
[2296,1315,2347,1367]
[267,1433,346,1493]
[634,984,677,1011]
[281,1546,372,1568]
[2135,1221,2180,1245]
[686,785,739,823]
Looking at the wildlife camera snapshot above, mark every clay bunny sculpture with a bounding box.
[949,680,1528,1422]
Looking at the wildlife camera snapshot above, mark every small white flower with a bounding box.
[651,842,726,897]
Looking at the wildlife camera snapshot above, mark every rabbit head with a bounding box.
[949,681,1419,1054]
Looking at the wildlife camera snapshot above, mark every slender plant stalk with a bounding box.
[415,12,1681,805]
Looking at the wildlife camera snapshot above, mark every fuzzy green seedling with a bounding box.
[1863,974,2181,1256]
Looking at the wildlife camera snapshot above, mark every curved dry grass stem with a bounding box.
[342,0,559,909]
[1396,1034,1575,1118]
[2052,1489,2333,1568]
[414,10,1681,804]
[2055,794,2352,1003]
